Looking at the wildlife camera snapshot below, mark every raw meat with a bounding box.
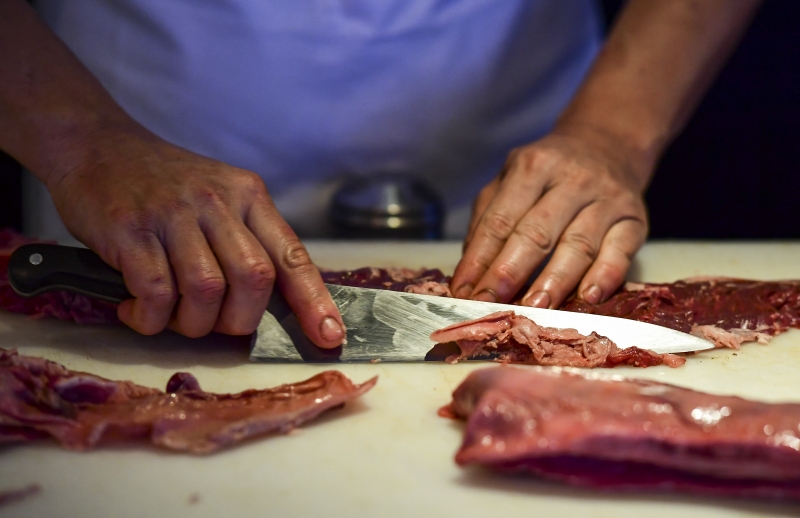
[0,348,376,454]
[430,311,685,368]
[441,366,800,500]
[562,278,800,349]
[320,266,450,294]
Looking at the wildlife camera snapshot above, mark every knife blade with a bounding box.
[7,243,715,363]
[253,283,715,362]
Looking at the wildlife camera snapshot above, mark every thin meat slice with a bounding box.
[430,311,685,368]
[0,348,376,454]
[562,278,800,349]
[441,366,800,500]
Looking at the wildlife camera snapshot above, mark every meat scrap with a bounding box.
[0,348,376,454]
[562,278,800,349]
[430,311,685,368]
[442,366,800,500]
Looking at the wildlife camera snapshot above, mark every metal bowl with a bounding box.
[329,173,444,240]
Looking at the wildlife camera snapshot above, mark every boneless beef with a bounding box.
[0,348,376,454]
[430,311,685,368]
[562,278,800,349]
[442,366,800,500]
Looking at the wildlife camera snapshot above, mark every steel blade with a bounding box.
[250,284,714,362]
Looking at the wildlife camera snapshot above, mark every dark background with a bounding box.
[2,0,798,238]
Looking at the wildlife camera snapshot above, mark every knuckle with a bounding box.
[493,263,524,287]
[513,221,553,253]
[481,212,517,242]
[184,275,226,303]
[238,171,269,200]
[237,257,276,291]
[141,281,177,306]
[561,232,598,262]
[111,208,157,234]
[282,239,314,271]
[513,147,541,171]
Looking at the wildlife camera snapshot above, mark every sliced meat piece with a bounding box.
[562,278,800,349]
[442,366,800,500]
[0,348,376,454]
[430,311,684,368]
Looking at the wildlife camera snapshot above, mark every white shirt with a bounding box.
[27,0,602,240]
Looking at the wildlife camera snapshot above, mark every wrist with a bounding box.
[37,112,153,190]
[551,116,661,193]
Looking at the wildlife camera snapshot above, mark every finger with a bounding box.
[576,218,647,304]
[248,200,344,349]
[520,203,619,308]
[112,231,178,335]
[204,217,276,335]
[468,184,591,303]
[164,224,227,338]
[463,177,500,252]
[451,167,547,300]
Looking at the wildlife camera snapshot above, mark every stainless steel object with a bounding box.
[251,284,715,362]
[329,173,443,239]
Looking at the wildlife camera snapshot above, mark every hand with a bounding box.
[47,127,345,347]
[450,128,650,308]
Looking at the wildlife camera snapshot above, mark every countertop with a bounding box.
[2,240,800,518]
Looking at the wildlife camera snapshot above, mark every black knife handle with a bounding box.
[8,243,132,303]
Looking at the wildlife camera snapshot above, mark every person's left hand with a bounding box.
[450,128,650,308]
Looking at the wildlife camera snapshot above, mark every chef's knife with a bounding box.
[7,243,715,362]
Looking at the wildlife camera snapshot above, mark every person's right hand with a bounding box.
[46,126,345,347]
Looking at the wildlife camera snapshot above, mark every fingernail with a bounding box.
[454,284,474,299]
[523,291,550,308]
[582,285,602,305]
[320,316,344,342]
[472,290,497,303]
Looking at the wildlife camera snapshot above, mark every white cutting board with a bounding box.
[2,240,800,518]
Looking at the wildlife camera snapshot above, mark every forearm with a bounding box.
[0,0,145,188]
[556,0,763,186]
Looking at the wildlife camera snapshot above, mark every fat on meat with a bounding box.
[0,348,376,454]
[430,311,685,368]
[442,366,800,500]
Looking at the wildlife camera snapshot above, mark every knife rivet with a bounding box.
[29,253,43,266]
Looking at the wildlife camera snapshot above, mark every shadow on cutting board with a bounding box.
[0,311,251,370]
[454,466,800,516]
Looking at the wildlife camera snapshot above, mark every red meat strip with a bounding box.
[562,278,800,349]
[0,348,376,454]
[430,311,685,368]
[441,366,800,500]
